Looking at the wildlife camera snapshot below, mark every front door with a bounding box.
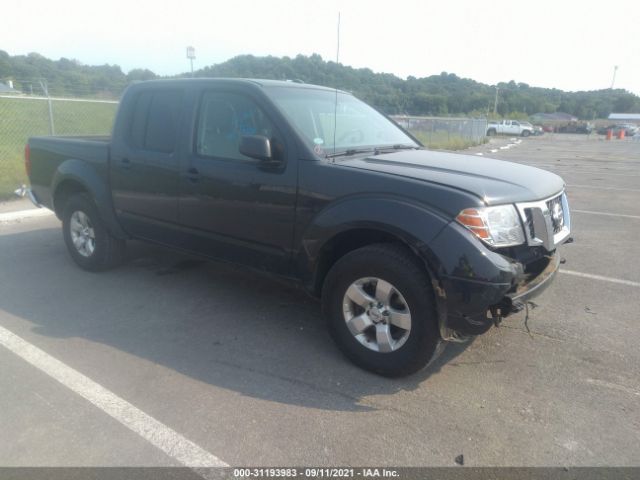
[178,89,297,274]
[507,121,520,135]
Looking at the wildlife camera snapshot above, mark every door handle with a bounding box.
[120,158,131,169]
[187,167,199,182]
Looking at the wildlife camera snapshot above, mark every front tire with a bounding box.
[62,193,125,271]
[322,243,442,377]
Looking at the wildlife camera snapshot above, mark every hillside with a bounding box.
[1,50,639,119]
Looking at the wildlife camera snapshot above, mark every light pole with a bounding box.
[610,65,618,89]
[493,87,500,115]
[186,46,196,77]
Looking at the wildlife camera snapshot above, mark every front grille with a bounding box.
[516,192,570,251]
[546,195,565,234]
[523,209,535,237]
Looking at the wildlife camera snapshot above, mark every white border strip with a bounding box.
[0,208,54,223]
[0,324,227,467]
[560,269,640,288]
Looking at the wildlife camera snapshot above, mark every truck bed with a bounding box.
[28,135,111,211]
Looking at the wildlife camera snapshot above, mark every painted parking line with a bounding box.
[522,165,640,177]
[0,324,227,468]
[560,269,640,288]
[566,184,640,193]
[0,208,54,223]
[572,209,640,220]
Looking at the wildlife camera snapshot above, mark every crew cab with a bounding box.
[25,79,571,377]
[486,119,534,137]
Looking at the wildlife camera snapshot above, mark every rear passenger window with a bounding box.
[128,90,183,153]
[129,92,152,149]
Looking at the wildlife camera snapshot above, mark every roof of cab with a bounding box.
[129,77,346,93]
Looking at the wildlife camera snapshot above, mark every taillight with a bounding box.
[24,144,31,178]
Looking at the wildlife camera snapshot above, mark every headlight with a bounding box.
[456,205,525,247]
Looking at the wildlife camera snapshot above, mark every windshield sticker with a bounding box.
[313,137,324,145]
[314,145,325,156]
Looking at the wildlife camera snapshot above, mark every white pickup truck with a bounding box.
[486,120,533,137]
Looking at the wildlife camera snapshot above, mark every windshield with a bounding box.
[266,86,418,157]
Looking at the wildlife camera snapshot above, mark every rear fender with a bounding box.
[52,159,127,239]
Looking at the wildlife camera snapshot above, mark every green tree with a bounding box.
[2,51,638,118]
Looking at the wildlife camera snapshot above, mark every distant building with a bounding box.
[530,112,578,123]
[0,81,20,94]
[608,113,640,123]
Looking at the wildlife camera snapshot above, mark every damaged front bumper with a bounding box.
[440,252,561,338]
[493,252,560,317]
[428,219,566,339]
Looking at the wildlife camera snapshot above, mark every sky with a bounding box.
[3,0,639,94]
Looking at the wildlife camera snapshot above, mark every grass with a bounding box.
[411,130,487,151]
[0,97,117,200]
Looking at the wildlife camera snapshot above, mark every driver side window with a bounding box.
[196,92,276,161]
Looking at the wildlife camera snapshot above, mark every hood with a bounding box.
[338,149,564,205]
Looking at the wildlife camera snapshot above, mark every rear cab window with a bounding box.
[128,89,184,153]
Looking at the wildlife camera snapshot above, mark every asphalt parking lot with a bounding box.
[0,133,639,468]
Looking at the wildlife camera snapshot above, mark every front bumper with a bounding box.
[428,219,567,338]
[441,252,560,337]
[504,252,560,306]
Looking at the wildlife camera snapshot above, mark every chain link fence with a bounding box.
[0,88,118,199]
[392,116,488,150]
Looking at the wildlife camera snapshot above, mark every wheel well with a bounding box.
[53,180,88,218]
[313,228,418,296]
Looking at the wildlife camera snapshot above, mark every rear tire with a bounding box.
[62,193,125,271]
[487,128,497,136]
[522,130,531,137]
[321,243,442,377]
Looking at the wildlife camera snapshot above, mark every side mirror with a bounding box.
[239,135,273,162]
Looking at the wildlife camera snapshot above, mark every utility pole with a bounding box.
[610,65,618,89]
[493,87,499,115]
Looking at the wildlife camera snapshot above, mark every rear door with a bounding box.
[110,88,185,238]
[178,88,297,274]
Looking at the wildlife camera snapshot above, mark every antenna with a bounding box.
[331,12,341,159]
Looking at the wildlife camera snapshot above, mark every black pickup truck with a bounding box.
[25,78,571,377]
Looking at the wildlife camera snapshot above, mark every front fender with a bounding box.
[299,195,450,267]
[296,194,457,339]
[52,159,127,239]
[295,195,451,310]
